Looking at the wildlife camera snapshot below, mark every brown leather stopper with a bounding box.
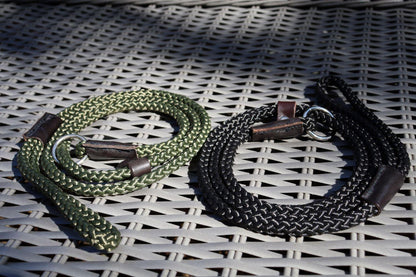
[251,118,304,141]
[361,165,405,214]
[83,140,138,160]
[23,113,63,145]
[277,101,296,120]
[117,157,151,178]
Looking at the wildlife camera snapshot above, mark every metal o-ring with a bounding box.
[52,134,87,165]
[303,106,336,142]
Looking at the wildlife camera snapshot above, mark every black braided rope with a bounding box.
[198,76,410,236]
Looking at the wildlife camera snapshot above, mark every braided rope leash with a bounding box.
[17,89,211,251]
[198,76,410,237]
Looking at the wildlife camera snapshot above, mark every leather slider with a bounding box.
[117,157,151,178]
[277,101,296,120]
[83,140,138,160]
[251,118,304,141]
[23,113,63,145]
[251,101,302,141]
[361,165,405,214]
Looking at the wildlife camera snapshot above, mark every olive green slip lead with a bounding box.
[17,89,211,251]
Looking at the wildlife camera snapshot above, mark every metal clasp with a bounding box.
[302,106,335,142]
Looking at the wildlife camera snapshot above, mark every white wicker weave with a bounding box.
[0,2,415,276]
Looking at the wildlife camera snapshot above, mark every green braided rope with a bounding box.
[17,89,211,251]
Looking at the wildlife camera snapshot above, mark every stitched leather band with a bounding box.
[83,140,138,160]
[23,113,63,145]
[117,157,152,177]
[277,101,296,120]
[251,118,303,141]
[361,165,405,213]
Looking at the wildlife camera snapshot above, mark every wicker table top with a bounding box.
[0,2,415,276]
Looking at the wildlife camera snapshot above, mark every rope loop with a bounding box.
[198,76,409,237]
[18,89,211,251]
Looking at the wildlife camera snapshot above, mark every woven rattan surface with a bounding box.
[1,2,415,276]
[6,0,416,8]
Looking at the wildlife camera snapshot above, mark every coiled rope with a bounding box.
[18,89,210,251]
[198,76,410,237]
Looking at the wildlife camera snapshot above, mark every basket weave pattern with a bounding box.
[0,2,415,276]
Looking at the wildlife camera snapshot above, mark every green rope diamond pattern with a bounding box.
[17,89,211,251]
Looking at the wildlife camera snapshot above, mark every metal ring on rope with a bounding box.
[303,106,335,142]
[52,134,87,165]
